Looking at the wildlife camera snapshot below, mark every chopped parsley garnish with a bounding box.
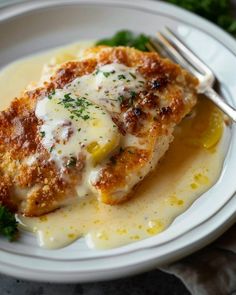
[58,94,93,121]
[0,205,18,241]
[94,69,100,76]
[49,146,54,153]
[118,95,125,103]
[40,131,46,138]
[48,89,55,100]
[129,91,136,105]
[118,92,137,106]
[103,72,111,78]
[82,114,90,120]
[64,93,74,101]
[129,72,136,79]
[118,74,126,80]
[130,91,136,98]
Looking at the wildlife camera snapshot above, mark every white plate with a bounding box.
[0,0,235,283]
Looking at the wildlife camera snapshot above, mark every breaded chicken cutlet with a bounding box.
[0,46,198,216]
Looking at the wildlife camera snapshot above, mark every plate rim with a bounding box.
[1,0,236,56]
[0,0,235,282]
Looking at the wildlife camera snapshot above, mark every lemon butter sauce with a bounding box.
[0,42,226,250]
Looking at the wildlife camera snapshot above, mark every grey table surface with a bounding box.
[0,1,235,295]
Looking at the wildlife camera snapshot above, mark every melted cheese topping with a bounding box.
[0,42,226,250]
[36,91,119,165]
[67,63,145,113]
[35,62,146,195]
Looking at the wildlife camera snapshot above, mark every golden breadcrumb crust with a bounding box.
[0,46,198,216]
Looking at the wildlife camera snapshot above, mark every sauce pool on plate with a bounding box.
[0,42,226,250]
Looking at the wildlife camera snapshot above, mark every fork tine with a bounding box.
[165,27,212,76]
[146,38,170,58]
[146,39,162,54]
[156,32,202,79]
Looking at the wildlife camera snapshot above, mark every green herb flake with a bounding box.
[103,72,111,78]
[129,72,137,79]
[64,93,73,100]
[48,89,56,99]
[129,91,136,106]
[94,69,100,76]
[118,95,125,103]
[82,115,90,120]
[59,96,93,121]
[118,74,126,80]
[40,131,46,138]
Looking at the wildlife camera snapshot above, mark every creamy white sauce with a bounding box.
[35,62,146,196]
[36,90,119,164]
[66,63,145,113]
[0,41,226,250]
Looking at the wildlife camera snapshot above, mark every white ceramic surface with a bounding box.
[0,0,235,282]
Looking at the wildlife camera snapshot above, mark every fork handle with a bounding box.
[204,87,236,122]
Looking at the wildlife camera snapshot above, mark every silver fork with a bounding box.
[147,27,236,122]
